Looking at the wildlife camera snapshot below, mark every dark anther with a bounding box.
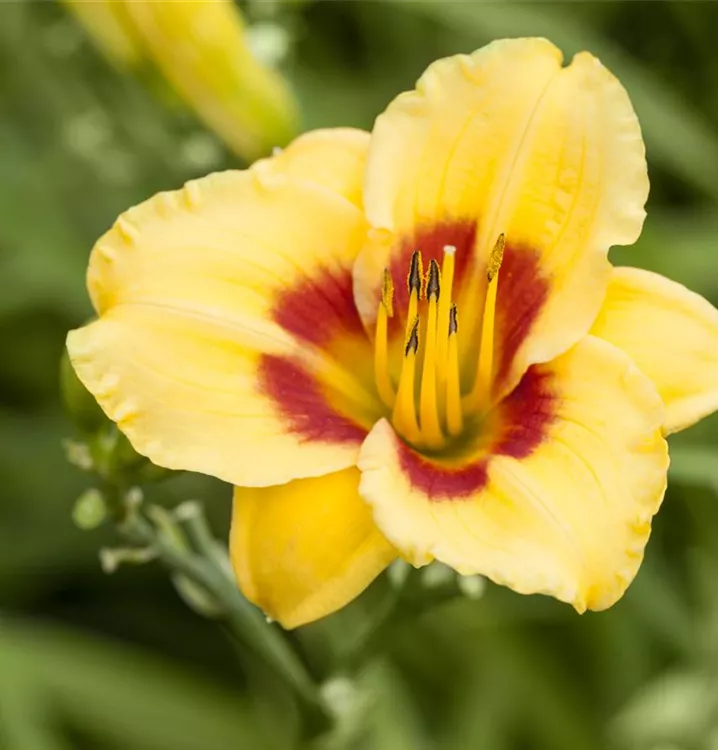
[408,250,423,296]
[487,233,506,282]
[427,259,440,300]
[449,303,458,335]
[405,316,420,356]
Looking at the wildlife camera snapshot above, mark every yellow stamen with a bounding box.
[392,316,421,444]
[435,245,456,395]
[419,259,443,448]
[394,253,421,430]
[468,234,505,412]
[446,304,463,437]
[374,269,395,407]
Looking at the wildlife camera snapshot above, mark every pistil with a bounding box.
[419,260,443,448]
[374,269,395,407]
[435,245,456,403]
[446,304,463,436]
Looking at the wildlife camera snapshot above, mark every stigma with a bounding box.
[373,236,505,450]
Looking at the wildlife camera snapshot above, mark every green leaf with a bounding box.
[610,669,718,748]
[614,212,718,299]
[0,618,275,750]
[669,445,718,493]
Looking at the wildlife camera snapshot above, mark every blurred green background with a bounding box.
[3,1,718,748]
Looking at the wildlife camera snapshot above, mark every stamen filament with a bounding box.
[419,259,443,448]
[392,253,422,440]
[446,304,463,437]
[392,316,421,444]
[374,308,394,408]
[467,234,505,412]
[382,266,395,319]
[435,245,456,397]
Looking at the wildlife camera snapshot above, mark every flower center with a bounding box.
[374,235,505,450]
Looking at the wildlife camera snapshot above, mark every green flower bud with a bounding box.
[60,349,107,434]
[72,488,109,530]
[88,426,173,484]
[457,574,486,600]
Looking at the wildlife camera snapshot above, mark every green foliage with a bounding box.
[3,1,718,748]
[0,619,271,750]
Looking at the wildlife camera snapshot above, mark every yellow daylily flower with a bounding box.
[64,0,298,162]
[67,39,718,629]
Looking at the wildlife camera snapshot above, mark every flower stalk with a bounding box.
[62,366,330,731]
[114,498,326,720]
[101,480,329,734]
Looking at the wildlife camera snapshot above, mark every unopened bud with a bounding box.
[124,486,144,511]
[387,559,411,589]
[457,574,486,600]
[89,426,173,484]
[72,488,108,530]
[246,22,290,67]
[60,349,106,434]
[421,562,454,589]
[63,439,94,472]
[321,677,358,719]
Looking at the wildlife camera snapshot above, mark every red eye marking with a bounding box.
[259,354,367,446]
[397,366,555,500]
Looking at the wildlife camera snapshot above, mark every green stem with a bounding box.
[343,569,413,671]
[179,503,230,571]
[119,513,328,723]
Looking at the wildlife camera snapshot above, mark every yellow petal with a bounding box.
[254,128,370,209]
[123,0,298,161]
[358,336,668,611]
[231,468,396,629]
[591,267,718,434]
[354,38,648,398]
[67,166,381,487]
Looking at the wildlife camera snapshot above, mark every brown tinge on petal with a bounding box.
[397,367,556,501]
